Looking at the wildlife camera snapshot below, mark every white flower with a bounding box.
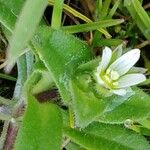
[95,46,146,96]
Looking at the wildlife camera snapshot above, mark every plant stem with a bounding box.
[0,121,9,149]
[13,54,27,101]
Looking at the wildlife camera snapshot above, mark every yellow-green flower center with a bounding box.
[100,69,120,89]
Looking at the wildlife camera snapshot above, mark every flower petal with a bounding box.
[117,73,146,88]
[112,89,127,96]
[108,49,140,76]
[97,47,112,73]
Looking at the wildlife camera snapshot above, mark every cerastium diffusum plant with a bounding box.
[0,0,150,150]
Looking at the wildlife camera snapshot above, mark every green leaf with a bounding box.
[32,27,93,103]
[99,88,150,123]
[69,80,106,128]
[124,0,150,40]
[14,95,62,150]
[64,122,150,150]
[6,0,48,71]
[85,122,150,150]
[14,71,63,149]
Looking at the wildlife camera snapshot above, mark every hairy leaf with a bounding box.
[99,88,150,123]
[14,95,62,150]
[32,27,93,103]
[64,122,150,150]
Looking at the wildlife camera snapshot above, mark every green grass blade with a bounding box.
[101,0,111,19]
[62,19,124,33]
[48,0,111,38]
[93,38,123,47]
[0,73,16,81]
[108,0,121,18]
[124,0,150,40]
[51,0,64,29]
[95,0,103,19]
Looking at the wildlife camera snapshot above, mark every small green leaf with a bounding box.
[32,27,93,103]
[14,95,62,150]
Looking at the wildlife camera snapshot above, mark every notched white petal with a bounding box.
[108,49,140,76]
[117,73,146,88]
[98,47,112,72]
